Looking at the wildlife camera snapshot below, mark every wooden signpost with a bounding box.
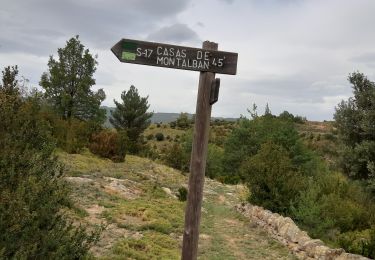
[112,38,238,260]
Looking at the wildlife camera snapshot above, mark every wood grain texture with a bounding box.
[181,41,218,260]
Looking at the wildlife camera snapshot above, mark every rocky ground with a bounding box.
[60,150,295,259]
[61,150,369,259]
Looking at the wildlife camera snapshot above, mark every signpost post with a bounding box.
[112,38,238,260]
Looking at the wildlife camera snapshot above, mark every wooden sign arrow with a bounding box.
[111,38,238,75]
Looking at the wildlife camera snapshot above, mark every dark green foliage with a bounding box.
[1,65,19,96]
[174,112,192,129]
[177,187,188,201]
[279,110,306,123]
[89,129,128,162]
[210,125,231,147]
[169,121,176,128]
[291,172,371,240]
[339,141,375,181]
[323,133,337,141]
[206,144,224,179]
[334,72,375,182]
[155,132,164,141]
[222,116,310,183]
[39,36,105,153]
[163,132,192,172]
[43,112,98,153]
[0,66,99,258]
[164,143,189,172]
[40,36,106,123]
[241,142,305,214]
[110,85,153,154]
[138,144,160,160]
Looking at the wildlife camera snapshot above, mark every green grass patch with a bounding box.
[106,231,180,260]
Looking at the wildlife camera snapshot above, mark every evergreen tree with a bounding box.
[40,36,105,123]
[110,85,153,153]
[0,66,99,258]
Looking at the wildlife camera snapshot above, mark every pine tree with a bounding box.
[110,85,153,153]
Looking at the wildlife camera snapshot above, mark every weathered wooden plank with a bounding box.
[181,41,218,260]
[111,38,237,75]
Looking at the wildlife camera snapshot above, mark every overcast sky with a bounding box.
[1,0,375,120]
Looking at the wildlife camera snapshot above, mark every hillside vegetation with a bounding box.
[60,150,295,259]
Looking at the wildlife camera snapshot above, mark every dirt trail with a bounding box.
[198,180,296,259]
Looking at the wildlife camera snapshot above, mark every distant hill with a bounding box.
[101,106,237,127]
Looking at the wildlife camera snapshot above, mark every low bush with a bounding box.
[89,129,128,162]
[241,142,305,214]
[206,144,224,179]
[177,187,188,202]
[338,227,375,258]
[155,132,164,141]
[163,143,189,172]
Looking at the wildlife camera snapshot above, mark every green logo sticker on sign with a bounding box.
[122,51,136,60]
[122,42,137,61]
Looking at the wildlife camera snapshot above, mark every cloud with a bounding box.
[218,0,235,4]
[350,53,375,68]
[147,23,200,45]
[0,0,192,55]
[231,74,349,104]
[196,22,205,27]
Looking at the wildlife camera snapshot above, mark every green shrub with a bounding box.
[155,132,164,141]
[164,143,189,172]
[222,116,311,184]
[324,133,337,141]
[146,134,154,140]
[241,142,305,214]
[89,129,128,162]
[292,171,372,242]
[290,179,336,239]
[177,187,188,201]
[206,144,224,179]
[0,84,99,258]
[42,110,100,154]
[175,112,191,129]
[338,228,375,258]
[139,144,160,160]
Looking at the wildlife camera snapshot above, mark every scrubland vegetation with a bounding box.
[1,36,375,259]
